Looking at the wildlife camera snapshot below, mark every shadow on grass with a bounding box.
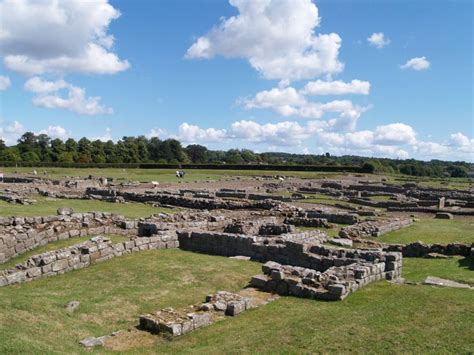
[458,257,474,271]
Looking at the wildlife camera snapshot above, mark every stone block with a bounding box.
[250,275,268,289]
[190,312,211,328]
[159,322,182,336]
[226,300,246,316]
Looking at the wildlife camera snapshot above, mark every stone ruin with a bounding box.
[338,217,413,239]
[0,172,472,347]
[139,291,257,336]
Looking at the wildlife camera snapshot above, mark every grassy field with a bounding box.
[369,195,393,202]
[384,174,473,190]
[379,218,474,245]
[0,249,472,354]
[403,256,474,285]
[0,195,175,219]
[0,235,130,271]
[1,166,341,182]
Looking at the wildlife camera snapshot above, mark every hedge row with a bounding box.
[0,161,368,173]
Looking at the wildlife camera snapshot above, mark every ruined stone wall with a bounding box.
[387,206,474,216]
[85,188,280,210]
[250,258,392,301]
[283,217,329,228]
[348,198,418,208]
[177,231,401,280]
[385,241,473,257]
[304,211,359,225]
[338,218,413,239]
[0,212,137,264]
[0,233,178,287]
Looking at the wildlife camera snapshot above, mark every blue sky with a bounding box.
[0,0,472,161]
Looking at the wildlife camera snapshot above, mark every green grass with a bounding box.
[384,174,473,190]
[378,218,474,245]
[0,249,261,354]
[403,256,474,285]
[0,249,472,353]
[153,283,473,354]
[0,235,130,271]
[369,195,392,202]
[0,195,175,219]
[1,167,341,182]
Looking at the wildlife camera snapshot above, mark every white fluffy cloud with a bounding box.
[243,85,369,130]
[230,120,324,146]
[0,120,25,145]
[0,0,129,75]
[373,123,417,145]
[38,125,70,140]
[400,56,430,71]
[186,0,343,81]
[24,76,112,115]
[0,75,11,90]
[367,32,390,48]
[449,132,474,155]
[301,79,370,95]
[178,123,227,143]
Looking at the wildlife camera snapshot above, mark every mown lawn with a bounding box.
[0,235,130,271]
[0,195,175,219]
[0,249,261,354]
[1,167,340,182]
[378,218,474,245]
[402,256,474,285]
[0,249,472,354]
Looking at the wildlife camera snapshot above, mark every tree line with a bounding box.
[0,132,471,178]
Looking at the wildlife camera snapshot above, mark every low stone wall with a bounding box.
[137,216,232,236]
[222,217,284,235]
[86,188,280,210]
[304,211,359,225]
[339,218,413,239]
[284,217,330,228]
[0,194,34,205]
[177,231,401,280]
[348,198,418,209]
[0,212,137,264]
[387,207,474,216]
[139,291,251,336]
[0,233,178,287]
[385,241,473,257]
[250,258,393,301]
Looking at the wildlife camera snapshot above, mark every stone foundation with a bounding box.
[0,233,178,287]
[0,212,138,264]
[250,258,395,301]
[339,217,413,239]
[139,291,253,336]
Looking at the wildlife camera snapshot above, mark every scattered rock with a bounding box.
[329,238,353,248]
[66,300,80,314]
[57,207,74,216]
[79,336,110,348]
[423,276,471,289]
[229,255,251,260]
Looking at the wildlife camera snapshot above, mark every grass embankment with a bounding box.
[1,167,340,182]
[0,195,175,219]
[0,249,472,353]
[0,235,130,271]
[379,218,474,245]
